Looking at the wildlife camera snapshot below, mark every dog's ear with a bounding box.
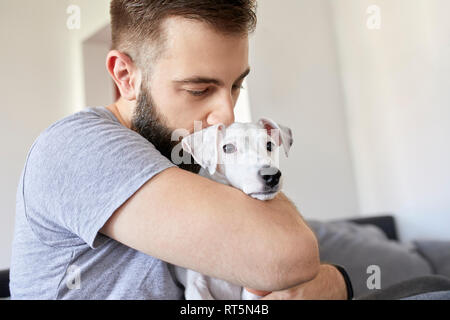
[258,118,294,157]
[181,124,226,175]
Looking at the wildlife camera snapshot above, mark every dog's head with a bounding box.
[182,118,293,200]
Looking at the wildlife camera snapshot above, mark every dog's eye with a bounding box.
[223,144,237,154]
[267,142,276,152]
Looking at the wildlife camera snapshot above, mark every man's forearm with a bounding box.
[257,193,345,298]
[294,264,348,300]
[260,192,320,290]
[269,196,350,299]
[261,264,348,300]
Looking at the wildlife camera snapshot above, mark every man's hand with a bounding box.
[260,264,348,300]
[245,288,272,297]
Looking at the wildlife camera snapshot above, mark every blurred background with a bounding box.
[1,0,449,271]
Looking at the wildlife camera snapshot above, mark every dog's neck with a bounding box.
[199,168,231,186]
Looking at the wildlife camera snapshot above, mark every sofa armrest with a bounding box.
[0,269,10,298]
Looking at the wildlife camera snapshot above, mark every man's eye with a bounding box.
[187,88,209,96]
[223,144,237,154]
[232,84,244,91]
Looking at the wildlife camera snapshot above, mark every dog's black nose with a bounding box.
[258,167,282,188]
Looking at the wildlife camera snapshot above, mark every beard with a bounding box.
[131,83,201,174]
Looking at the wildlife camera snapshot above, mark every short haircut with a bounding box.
[110,0,257,73]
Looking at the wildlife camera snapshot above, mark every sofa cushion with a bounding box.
[306,219,433,298]
[413,240,450,279]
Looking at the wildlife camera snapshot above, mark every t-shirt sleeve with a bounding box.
[22,109,176,249]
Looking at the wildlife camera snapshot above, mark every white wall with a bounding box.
[0,0,110,270]
[248,0,360,221]
[331,0,450,241]
[83,26,116,108]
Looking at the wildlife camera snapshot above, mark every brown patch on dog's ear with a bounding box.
[263,123,273,134]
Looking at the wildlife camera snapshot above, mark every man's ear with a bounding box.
[181,124,226,175]
[106,50,141,101]
[258,118,294,157]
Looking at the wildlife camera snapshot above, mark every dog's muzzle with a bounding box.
[258,166,282,188]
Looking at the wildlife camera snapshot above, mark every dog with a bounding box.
[172,118,294,300]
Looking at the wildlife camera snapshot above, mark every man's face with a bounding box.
[142,17,249,131]
[131,17,250,171]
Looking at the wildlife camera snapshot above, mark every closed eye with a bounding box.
[187,88,210,97]
[187,83,243,97]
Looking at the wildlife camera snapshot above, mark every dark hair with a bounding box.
[110,0,257,70]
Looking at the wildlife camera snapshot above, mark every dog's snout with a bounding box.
[258,166,282,188]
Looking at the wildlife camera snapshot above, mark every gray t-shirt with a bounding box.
[10,107,184,300]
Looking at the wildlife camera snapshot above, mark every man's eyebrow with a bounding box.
[234,68,251,84]
[173,68,251,86]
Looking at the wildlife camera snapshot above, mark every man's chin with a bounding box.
[131,84,202,175]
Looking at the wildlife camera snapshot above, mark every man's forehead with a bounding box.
[157,16,249,70]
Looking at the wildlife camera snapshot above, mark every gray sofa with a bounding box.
[307,215,450,299]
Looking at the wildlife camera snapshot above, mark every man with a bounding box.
[10,0,350,299]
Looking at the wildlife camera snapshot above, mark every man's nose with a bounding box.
[206,95,235,126]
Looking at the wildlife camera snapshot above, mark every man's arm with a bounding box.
[261,264,349,300]
[100,167,320,292]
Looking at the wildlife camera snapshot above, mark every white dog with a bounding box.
[171,118,294,300]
